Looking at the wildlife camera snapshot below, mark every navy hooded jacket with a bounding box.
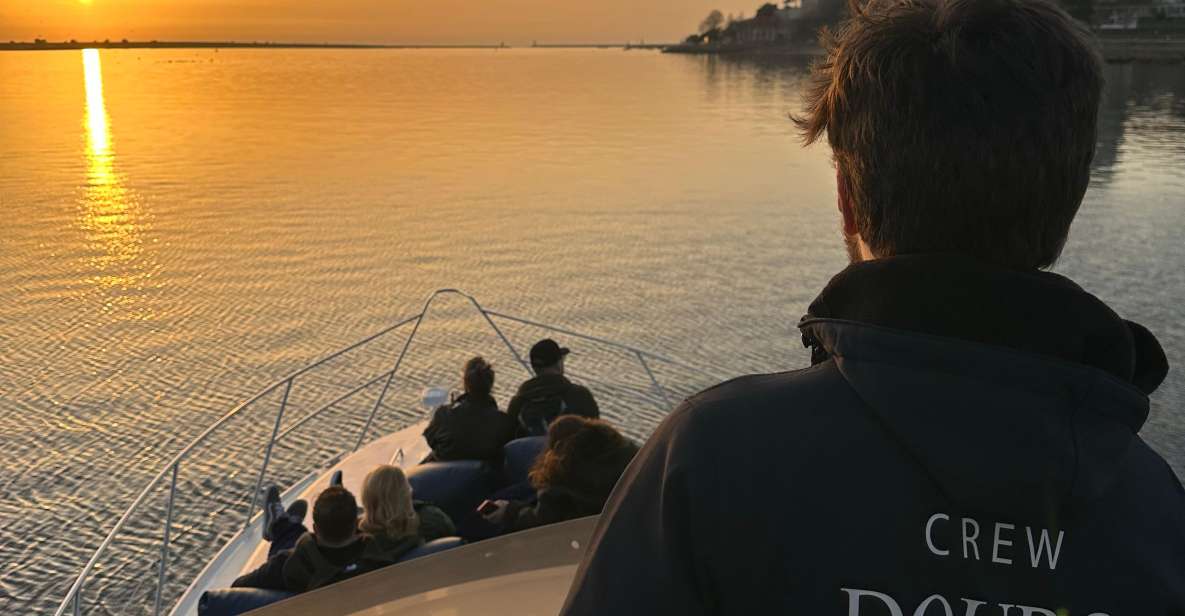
[561,255,1184,615]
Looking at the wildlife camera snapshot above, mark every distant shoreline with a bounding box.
[663,34,1185,64]
[0,41,506,51]
[0,40,669,52]
[8,37,1177,63]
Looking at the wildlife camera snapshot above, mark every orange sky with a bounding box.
[1,0,763,45]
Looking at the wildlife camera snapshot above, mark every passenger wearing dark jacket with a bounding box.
[482,416,636,533]
[233,466,441,594]
[563,1,1185,614]
[507,339,599,437]
[424,357,516,462]
[233,486,372,593]
[283,531,373,593]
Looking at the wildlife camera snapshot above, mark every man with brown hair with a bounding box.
[561,0,1183,613]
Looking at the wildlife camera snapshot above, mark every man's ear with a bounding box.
[837,168,859,236]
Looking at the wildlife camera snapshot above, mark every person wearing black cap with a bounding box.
[506,339,599,437]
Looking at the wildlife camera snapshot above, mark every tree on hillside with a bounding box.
[797,0,849,30]
[700,9,726,34]
[757,3,780,18]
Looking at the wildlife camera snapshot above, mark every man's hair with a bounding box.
[462,356,495,397]
[312,486,359,545]
[796,0,1103,269]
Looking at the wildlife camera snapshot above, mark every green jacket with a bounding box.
[415,502,456,541]
[361,532,422,567]
[281,534,369,593]
[282,532,422,593]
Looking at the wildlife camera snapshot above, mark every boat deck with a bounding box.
[171,422,431,615]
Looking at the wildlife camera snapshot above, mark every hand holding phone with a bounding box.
[477,499,509,524]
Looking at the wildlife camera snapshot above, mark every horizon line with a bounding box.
[0,39,674,51]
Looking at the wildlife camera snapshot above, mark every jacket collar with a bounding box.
[518,373,572,392]
[800,253,1168,394]
[455,392,497,407]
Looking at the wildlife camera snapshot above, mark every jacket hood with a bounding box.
[799,254,1169,523]
[802,254,1167,392]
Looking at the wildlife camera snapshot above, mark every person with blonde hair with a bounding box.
[360,465,419,537]
[351,465,423,568]
[359,465,455,545]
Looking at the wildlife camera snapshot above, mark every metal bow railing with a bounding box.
[54,289,709,616]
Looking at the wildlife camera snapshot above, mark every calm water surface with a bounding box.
[0,49,1183,613]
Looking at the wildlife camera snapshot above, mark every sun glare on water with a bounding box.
[79,48,155,316]
[83,49,109,156]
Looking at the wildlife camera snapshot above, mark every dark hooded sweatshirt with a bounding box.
[507,374,600,437]
[281,532,420,593]
[562,255,1184,615]
[281,534,370,593]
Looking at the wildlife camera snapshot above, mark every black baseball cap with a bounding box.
[530,338,570,369]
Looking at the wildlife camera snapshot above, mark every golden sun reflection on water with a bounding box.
[83,49,109,155]
[80,48,156,319]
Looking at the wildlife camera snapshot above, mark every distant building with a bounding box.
[721,0,838,46]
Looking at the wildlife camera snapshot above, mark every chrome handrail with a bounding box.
[54,289,707,615]
[482,309,701,372]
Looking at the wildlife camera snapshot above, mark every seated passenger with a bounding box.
[423,357,516,463]
[507,339,600,436]
[355,465,427,564]
[480,416,636,533]
[331,467,457,541]
[232,486,370,593]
